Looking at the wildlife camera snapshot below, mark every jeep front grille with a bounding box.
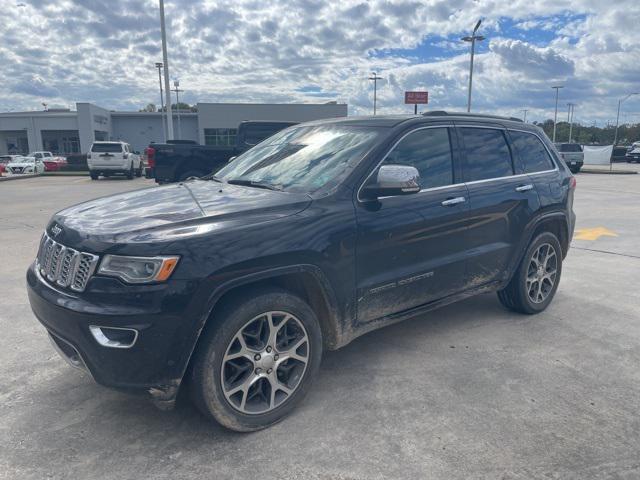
[36,233,99,292]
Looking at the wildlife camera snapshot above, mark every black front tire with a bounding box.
[90,171,99,180]
[136,164,143,177]
[189,288,322,432]
[498,231,563,314]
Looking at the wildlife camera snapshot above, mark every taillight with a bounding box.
[569,176,577,189]
[145,147,155,168]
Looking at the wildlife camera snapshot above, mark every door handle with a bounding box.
[441,196,466,207]
[515,184,533,192]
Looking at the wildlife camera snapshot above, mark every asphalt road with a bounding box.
[1,171,639,479]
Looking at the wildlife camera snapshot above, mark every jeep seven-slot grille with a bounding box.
[36,233,99,292]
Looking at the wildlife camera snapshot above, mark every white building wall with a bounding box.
[196,103,348,144]
[110,113,199,152]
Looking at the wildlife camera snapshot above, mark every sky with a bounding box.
[1,0,639,125]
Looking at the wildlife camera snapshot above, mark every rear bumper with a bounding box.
[26,263,203,404]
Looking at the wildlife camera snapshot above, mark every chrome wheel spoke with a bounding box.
[221,310,310,415]
[526,242,558,304]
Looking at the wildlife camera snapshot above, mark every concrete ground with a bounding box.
[1,171,639,479]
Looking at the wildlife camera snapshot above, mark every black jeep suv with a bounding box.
[27,112,576,431]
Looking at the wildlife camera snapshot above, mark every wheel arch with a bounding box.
[189,265,344,368]
[504,211,570,287]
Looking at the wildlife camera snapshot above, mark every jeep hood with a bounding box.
[51,180,311,243]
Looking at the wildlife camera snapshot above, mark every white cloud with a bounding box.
[0,0,638,124]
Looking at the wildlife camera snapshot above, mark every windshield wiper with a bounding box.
[226,179,283,191]
[200,174,223,182]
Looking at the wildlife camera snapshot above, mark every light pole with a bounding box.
[172,80,184,140]
[613,93,638,145]
[155,62,166,142]
[567,103,575,143]
[159,0,174,140]
[551,85,564,143]
[521,109,528,123]
[369,72,383,115]
[462,19,485,113]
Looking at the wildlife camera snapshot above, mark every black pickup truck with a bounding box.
[146,120,296,183]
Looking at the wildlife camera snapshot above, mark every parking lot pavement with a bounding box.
[1,174,639,479]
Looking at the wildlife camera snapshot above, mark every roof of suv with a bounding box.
[304,111,529,129]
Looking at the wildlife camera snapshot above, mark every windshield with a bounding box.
[215,125,383,192]
[91,143,123,153]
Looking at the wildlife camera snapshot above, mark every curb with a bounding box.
[580,169,637,175]
[0,174,40,182]
[42,172,89,177]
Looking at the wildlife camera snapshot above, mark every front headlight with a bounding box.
[98,255,179,284]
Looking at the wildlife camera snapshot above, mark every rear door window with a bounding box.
[91,143,123,153]
[459,127,513,182]
[381,127,454,190]
[510,131,556,173]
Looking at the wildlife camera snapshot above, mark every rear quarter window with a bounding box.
[91,143,123,153]
[510,131,556,173]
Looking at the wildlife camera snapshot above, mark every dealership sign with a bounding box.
[404,91,429,104]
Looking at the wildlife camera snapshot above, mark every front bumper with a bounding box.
[26,263,203,404]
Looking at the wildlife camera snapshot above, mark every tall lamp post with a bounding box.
[551,85,564,143]
[462,19,485,113]
[614,93,638,145]
[567,103,575,143]
[369,72,383,115]
[159,0,174,140]
[172,80,184,140]
[155,62,166,142]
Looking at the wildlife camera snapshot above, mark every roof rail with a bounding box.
[422,111,523,122]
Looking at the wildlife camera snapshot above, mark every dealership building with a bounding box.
[0,102,348,155]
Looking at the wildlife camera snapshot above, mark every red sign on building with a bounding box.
[404,91,429,104]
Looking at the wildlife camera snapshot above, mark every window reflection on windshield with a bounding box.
[216,125,382,192]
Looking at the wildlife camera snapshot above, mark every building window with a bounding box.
[204,128,237,146]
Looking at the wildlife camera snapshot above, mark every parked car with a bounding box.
[5,156,44,174]
[554,143,584,173]
[27,112,576,431]
[0,154,22,173]
[611,146,631,163]
[87,141,142,179]
[626,142,640,163]
[147,121,297,183]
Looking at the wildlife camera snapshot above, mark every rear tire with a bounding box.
[90,171,99,180]
[126,164,134,179]
[189,288,322,432]
[498,231,563,314]
[569,165,581,174]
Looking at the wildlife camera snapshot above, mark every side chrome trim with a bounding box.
[357,124,561,204]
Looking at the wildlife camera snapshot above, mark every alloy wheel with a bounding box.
[526,242,558,304]
[220,311,310,414]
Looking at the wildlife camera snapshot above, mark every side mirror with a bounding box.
[362,165,421,199]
